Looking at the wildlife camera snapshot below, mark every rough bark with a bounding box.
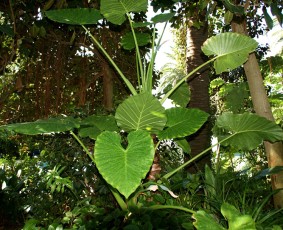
[232,20,283,208]
[102,63,114,112]
[186,25,211,172]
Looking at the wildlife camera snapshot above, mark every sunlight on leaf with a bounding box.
[193,210,225,230]
[158,108,208,140]
[214,113,283,150]
[115,93,166,133]
[202,33,258,74]
[100,0,147,25]
[95,130,154,199]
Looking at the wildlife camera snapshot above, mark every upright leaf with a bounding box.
[94,130,154,198]
[214,113,283,150]
[45,9,103,25]
[115,93,167,133]
[202,33,258,74]
[158,108,209,140]
[100,0,147,25]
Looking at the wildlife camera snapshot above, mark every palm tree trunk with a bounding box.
[186,24,211,172]
[232,20,283,209]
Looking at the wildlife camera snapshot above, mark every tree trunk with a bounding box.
[186,24,211,172]
[102,62,114,112]
[232,20,283,209]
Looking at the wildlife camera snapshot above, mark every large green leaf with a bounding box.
[100,0,147,25]
[0,117,79,135]
[79,115,118,139]
[221,203,256,229]
[202,33,258,74]
[45,8,103,25]
[158,108,209,140]
[115,93,167,133]
[214,113,283,150]
[94,130,154,198]
[193,210,225,230]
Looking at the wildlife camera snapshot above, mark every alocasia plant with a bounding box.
[1,0,283,215]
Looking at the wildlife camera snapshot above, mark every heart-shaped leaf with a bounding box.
[214,113,283,150]
[45,8,103,25]
[115,93,167,133]
[202,33,258,74]
[94,130,154,198]
[0,117,79,135]
[100,0,147,25]
[158,108,209,140]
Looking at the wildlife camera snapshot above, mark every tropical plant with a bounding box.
[1,0,283,228]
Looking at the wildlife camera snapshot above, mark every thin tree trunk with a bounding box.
[102,63,114,112]
[232,20,283,208]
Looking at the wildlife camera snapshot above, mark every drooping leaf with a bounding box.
[224,11,233,25]
[79,115,119,139]
[254,166,283,179]
[151,13,175,24]
[45,8,103,25]
[115,93,167,133]
[0,25,14,36]
[193,210,225,230]
[120,32,151,50]
[158,108,209,140]
[214,113,283,150]
[169,82,190,107]
[205,165,216,197]
[222,0,244,14]
[0,117,79,135]
[78,126,102,140]
[80,115,118,131]
[94,130,154,198]
[263,6,274,30]
[174,138,191,154]
[202,33,258,74]
[221,203,256,229]
[100,0,147,25]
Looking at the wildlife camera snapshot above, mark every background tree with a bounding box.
[0,0,141,123]
[151,0,211,172]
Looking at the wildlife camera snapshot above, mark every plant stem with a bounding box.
[144,204,195,214]
[82,25,137,96]
[70,131,95,163]
[160,57,217,105]
[71,131,128,211]
[126,13,145,91]
[162,135,232,179]
[110,186,128,211]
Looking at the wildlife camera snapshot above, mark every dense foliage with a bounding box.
[0,0,283,229]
